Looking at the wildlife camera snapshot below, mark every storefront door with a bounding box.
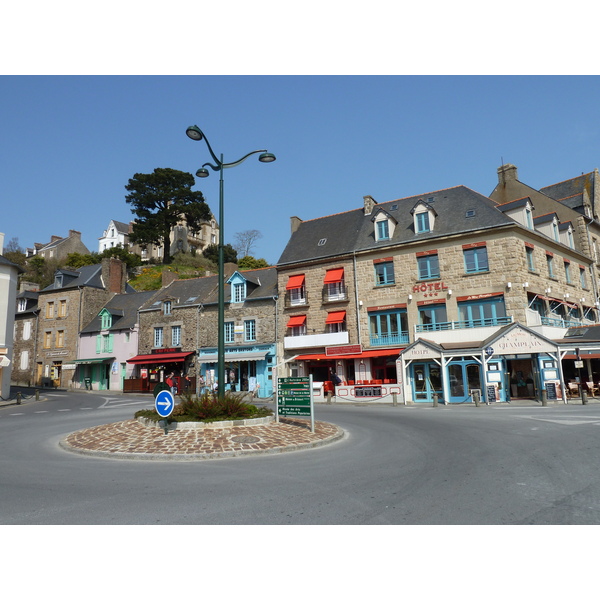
[447,360,482,403]
[411,362,443,403]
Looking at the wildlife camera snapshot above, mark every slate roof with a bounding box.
[0,254,25,273]
[540,172,596,203]
[80,290,157,333]
[138,266,278,311]
[277,185,517,266]
[41,264,104,292]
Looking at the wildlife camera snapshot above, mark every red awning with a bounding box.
[295,349,401,361]
[287,315,307,327]
[323,268,344,284]
[127,351,195,364]
[286,274,305,290]
[325,310,346,324]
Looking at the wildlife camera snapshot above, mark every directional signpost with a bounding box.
[155,389,175,435]
[277,376,314,432]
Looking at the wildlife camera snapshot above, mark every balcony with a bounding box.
[284,290,309,309]
[322,284,348,304]
[284,331,349,350]
[370,332,409,346]
[414,315,513,345]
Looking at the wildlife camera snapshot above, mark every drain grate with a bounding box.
[231,435,261,444]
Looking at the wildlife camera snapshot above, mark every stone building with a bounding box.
[11,288,39,387]
[26,229,89,261]
[277,185,596,404]
[33,258,129,388]
[127,266,278,398]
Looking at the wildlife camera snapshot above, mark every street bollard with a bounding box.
[326,391,332,404]
[582,390,588,405]
[35,389,40,401]
[472,390,480,407]
[433,393,438,407]
[541,389,547,407]
[392,393,398,406]
[16,392,22,405]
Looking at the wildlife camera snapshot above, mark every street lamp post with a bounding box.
[185,125,275,401]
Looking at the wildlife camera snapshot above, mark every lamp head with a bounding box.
[196,168,210,178]
[259,152,276,163]
[186,125,203,141]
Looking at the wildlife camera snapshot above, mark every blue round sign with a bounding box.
[155,389,175,418]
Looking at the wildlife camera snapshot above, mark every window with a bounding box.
[20,350,29,371]
[44,331,52,348]
[567,229,574,249]
[233,282,246,303]
[56,330,65,348]
[580,266,588,288]
[416,212,430,233]
[244,320,256,342]
[418,303,447,331]
[17,298,26,312]
[417,253,439,280]
[46,302,54,319]
[369,309,408,345]
[374,260,395,286]
[225,322,235,343]
[23,321,31,341]
[326,311,346,333]
[376,220,390,241]
[564,261,572,284]
[287,315,307,337]
[154,327,163,347]
[286,275,306,306]
[289,286,306,305]
[553,221,559,241]
[547,254,555,278]
[100,333,113,353]
[324,268,346,301]
[525,207,534,229]
[171,325,181,346]
[58,300,67,317]
[163,301,172,315]
[526,246,535,271]
[464,246,489,273]
[458,296,507,327]
[101,311,112,330]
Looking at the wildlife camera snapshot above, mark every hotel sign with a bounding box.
[403,343,442,360]
[494,326,557,355]
[326,344,363,356]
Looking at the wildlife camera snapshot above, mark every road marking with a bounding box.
[57,409,71,412]
[9,413,24,416]
[34,410,49,413]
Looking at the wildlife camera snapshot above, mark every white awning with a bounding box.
[200,351,269,363]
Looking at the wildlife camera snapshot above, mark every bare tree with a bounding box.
[233,229,263,258]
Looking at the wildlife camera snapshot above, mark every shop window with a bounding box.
[463,246,488,274]
[374,260,395,286]
[417,253,439,280]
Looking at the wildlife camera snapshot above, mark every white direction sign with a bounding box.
[155,389,175,418]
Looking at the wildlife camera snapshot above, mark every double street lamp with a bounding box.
[185,125,276,400]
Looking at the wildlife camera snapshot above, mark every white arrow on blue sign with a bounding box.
[155,389,175,418]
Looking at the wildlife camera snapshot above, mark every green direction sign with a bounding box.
[277,376,313,419]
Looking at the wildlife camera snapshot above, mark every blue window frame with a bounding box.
[547,254,555,278]
[417,253,439,280]
[458,296,506,327]
[416,212,430,233]
[526,246,535,271]
[244,319,256,342]
[374,260,395,285]
[369,310,408,345]
[464,246,489,273]
[376,220,390,240]
[232,282,246,303]
[580,267,587,288]
[564,261,571,284]
[418,303,447,331]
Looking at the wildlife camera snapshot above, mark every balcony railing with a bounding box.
[541,316,583,328]
[284,290,309,309]
[415,315,513,333]
[370,332,410,346]
[322,285,348,303]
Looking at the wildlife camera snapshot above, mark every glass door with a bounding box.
[412,363,443,403]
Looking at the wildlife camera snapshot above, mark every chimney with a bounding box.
[162,269,179,288]
[363,195,377,215]
[290,216,302,234]
[497,164,518,186]
[69,229,81,239]
[50,235,62,243]
[102,257,127,294]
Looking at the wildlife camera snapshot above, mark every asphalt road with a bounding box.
[2,390,600,525]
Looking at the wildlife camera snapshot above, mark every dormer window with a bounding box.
[163,301,172,315]
[411,200,437,234]
[17,298,27,312]
[54,274,63,288]
[100,309,112,330]
[525,205,534,229]
[372,209,397,242]
[233,282,246,303]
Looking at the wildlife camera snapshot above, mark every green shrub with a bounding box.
[134,391,272,423]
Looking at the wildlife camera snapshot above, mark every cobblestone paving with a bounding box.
[60,418,344,460]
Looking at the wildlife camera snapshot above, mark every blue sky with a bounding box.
[3,75,600,265]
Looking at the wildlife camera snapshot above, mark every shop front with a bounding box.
[401,323,564,404]
[197,344,275,398]
[125,349,196,393]
[71,356,115,390]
